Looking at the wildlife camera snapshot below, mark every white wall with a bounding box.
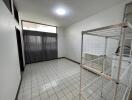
[57,27,65,57]
[0,1,21,100]
[20,12,59,26]
[83,35,105,56]
[64,3,125,62]
[106,38,119,58]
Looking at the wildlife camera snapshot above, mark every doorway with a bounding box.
[22,20,58,64]
[23,30,58,64]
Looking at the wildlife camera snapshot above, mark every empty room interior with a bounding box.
[1,0,132,100]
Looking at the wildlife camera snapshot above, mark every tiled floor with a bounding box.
[18,58,97,100]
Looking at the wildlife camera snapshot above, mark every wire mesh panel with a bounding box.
[82,34,119,77]
[80,76,128,100]
[70,68,98,100]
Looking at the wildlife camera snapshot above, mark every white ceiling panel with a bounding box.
[14,0,124,27]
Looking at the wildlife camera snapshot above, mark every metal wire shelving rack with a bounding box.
[79,22,132,100]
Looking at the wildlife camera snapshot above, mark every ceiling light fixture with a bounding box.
[55,8,66,16]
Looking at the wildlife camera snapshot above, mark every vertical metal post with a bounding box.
[79,32,84,100]
[103,37,108,73]
[125,45,132,100]
[113,26,126,100]
[101,37,108,97]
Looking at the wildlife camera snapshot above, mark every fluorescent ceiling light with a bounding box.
[55,8,66,16]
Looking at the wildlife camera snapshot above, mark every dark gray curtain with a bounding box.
[23,30,58,64]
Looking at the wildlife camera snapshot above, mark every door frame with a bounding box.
[15,27,24,72]
[21,20,58,64]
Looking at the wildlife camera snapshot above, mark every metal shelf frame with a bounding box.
[80,22,132,100]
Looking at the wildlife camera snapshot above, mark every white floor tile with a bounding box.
[18,59,96,100]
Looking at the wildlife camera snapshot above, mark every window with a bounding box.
[23,21,57,33]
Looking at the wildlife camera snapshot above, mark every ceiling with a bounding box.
[14,0,124,27]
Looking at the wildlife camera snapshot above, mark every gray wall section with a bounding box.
[0,0,21,100]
